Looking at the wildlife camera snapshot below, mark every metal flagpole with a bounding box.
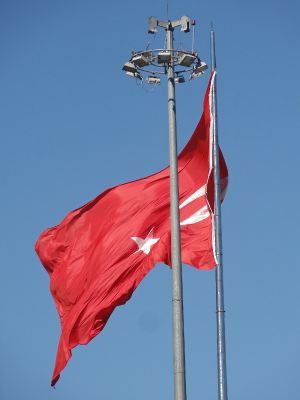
[166,22,187,400]
[210,27,229,400]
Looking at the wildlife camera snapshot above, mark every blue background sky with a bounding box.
[1,0,299,399]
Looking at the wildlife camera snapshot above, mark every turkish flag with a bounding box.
[35,71,228,386]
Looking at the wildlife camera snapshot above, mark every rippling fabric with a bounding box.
[35,72,228,386]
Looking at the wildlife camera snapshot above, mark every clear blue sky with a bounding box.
[1,0,299,399]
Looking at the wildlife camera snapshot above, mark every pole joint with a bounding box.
[166,22,173,31]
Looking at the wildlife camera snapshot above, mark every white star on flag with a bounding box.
[131,228,160,255]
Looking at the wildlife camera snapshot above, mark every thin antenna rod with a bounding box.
[192,20,196,53]
[210,27,229,400]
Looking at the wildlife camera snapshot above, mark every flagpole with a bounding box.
[166,22,187,400]
[210,27,229,400]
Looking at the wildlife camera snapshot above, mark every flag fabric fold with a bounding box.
[35,71,228,386]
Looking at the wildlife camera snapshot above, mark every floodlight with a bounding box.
[178,53,196,67]
[194,61,208,73]
[189,71,203,80]
[148,16,158,34]
[180,16,190,32]
[122,62,138,74]
[189,61,208,79]
[125,71,142,80]
[147,75,161,84]
[157,51,172,63]
[132,53,151,67]
[175,75,185,84]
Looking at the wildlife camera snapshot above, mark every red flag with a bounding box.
[35,71,228,386]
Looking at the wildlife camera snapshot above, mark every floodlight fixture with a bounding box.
[189,61,208,79]
[122,62,138,74]
[125,71,142,80]
[148,16,158,34]
[195,60,208,73]
[147,75,161,85]
[178,52,197,67]
[180,16,190,32]
[157,51,172,64]
[131,53,151,67]
[175,75,185,84]
[189,70,203,80]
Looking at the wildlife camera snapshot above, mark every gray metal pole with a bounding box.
[166,23,187,400]
[210,28,228,400]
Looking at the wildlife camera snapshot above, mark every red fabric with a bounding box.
[35,72,228,386]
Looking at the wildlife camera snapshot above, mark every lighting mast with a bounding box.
[122,16,216,400]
